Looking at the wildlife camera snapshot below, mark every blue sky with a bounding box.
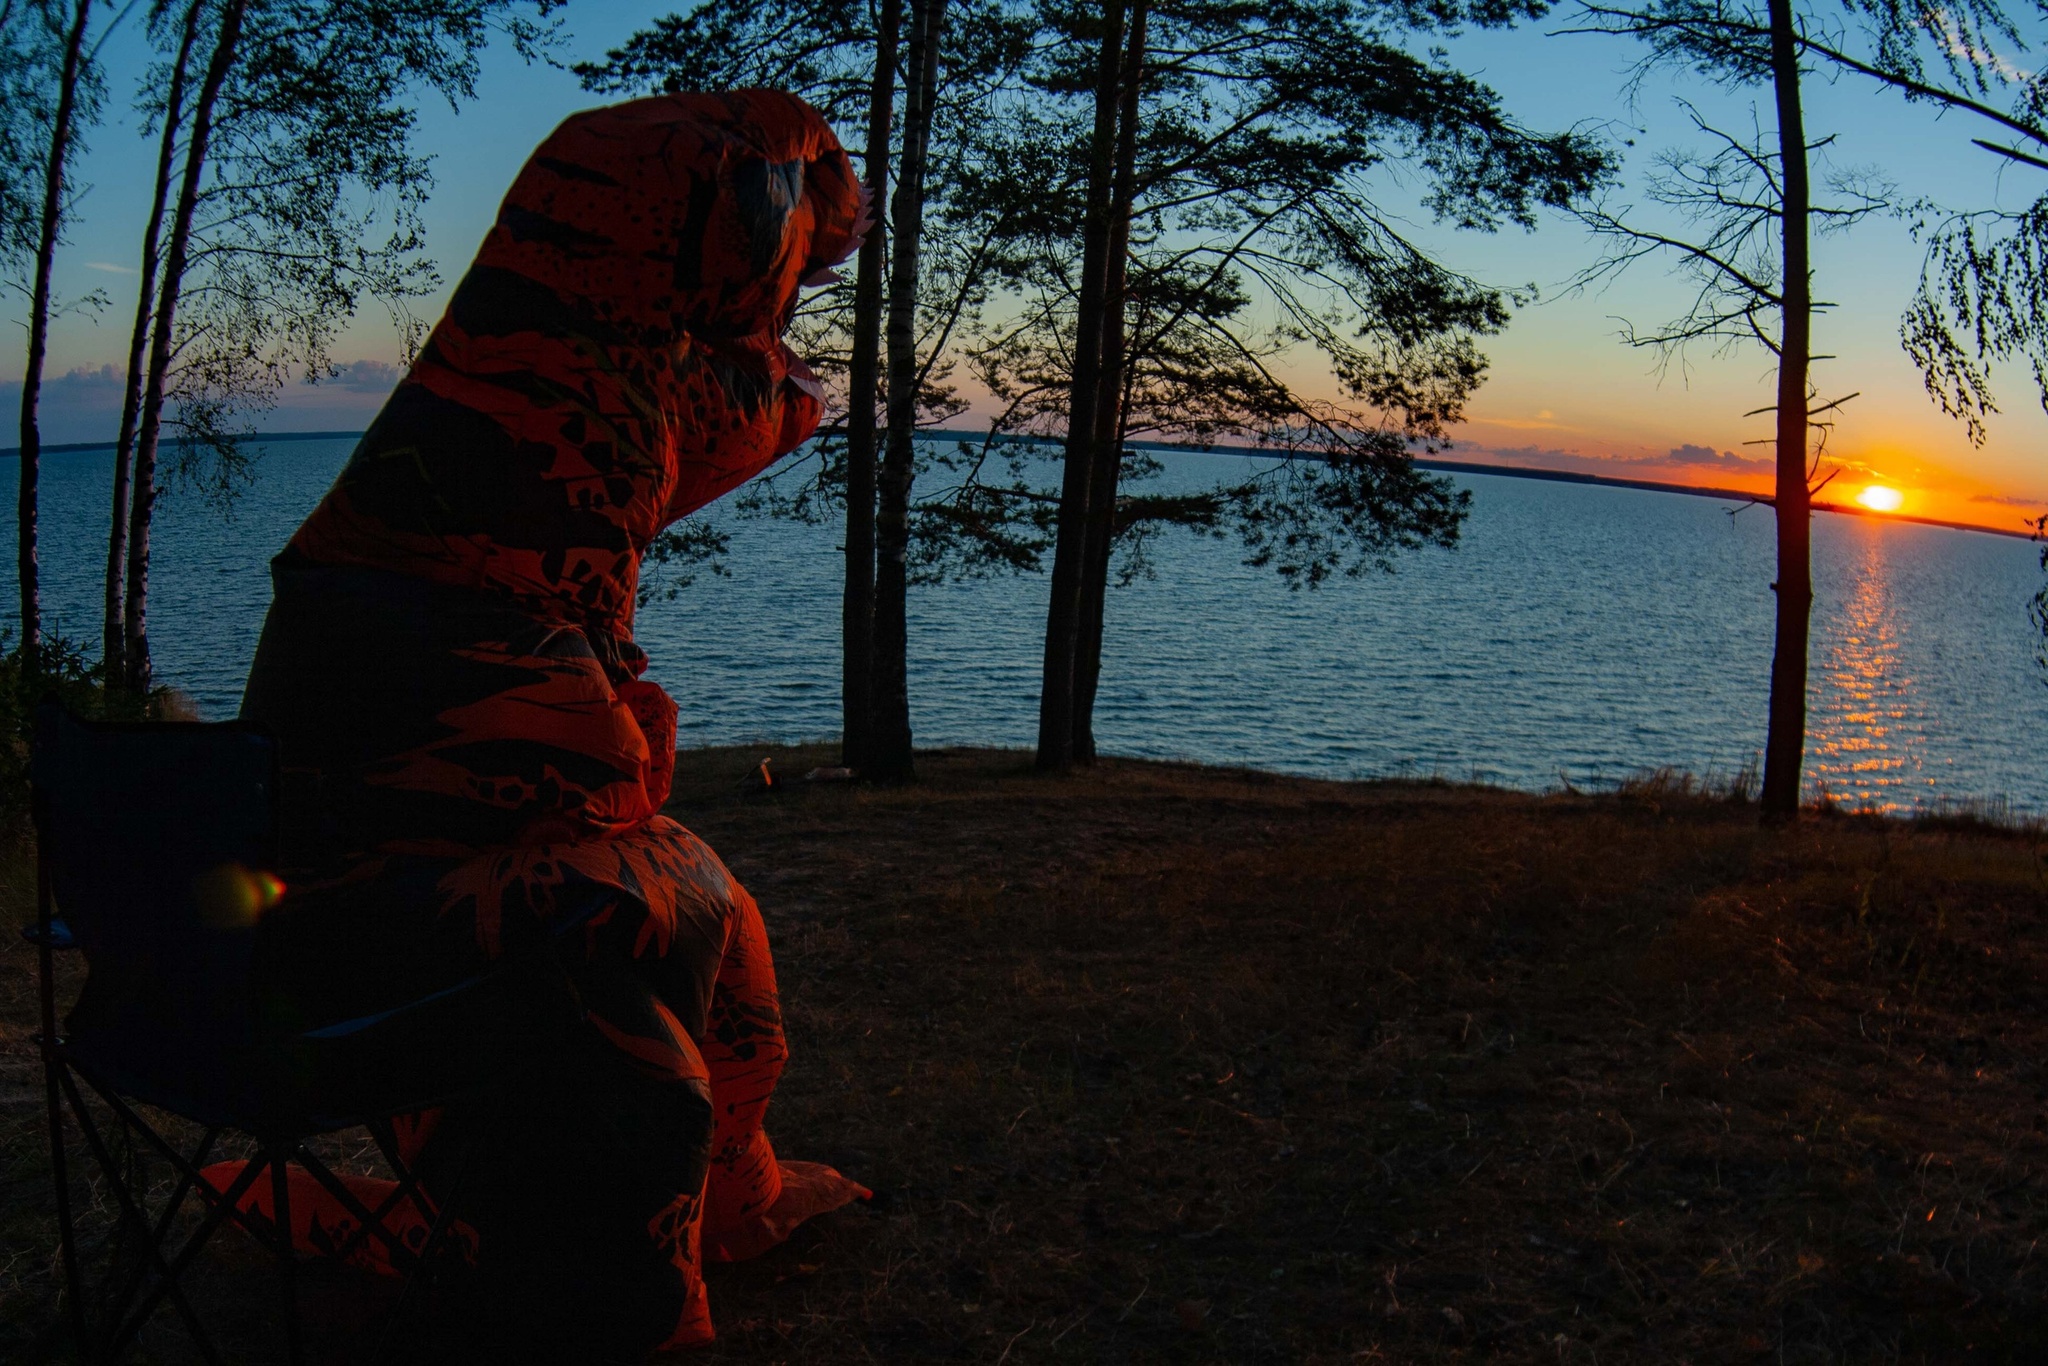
[6,2,2045,529]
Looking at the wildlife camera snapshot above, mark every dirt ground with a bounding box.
[6,746,2048,1362]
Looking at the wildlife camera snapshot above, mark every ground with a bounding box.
[4,746,2048,1362]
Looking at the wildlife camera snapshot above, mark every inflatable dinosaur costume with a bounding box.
[217,90,867,1357]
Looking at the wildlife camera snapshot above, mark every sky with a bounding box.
[4,3,2045,534]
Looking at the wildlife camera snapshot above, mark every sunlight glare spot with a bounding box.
[1858,485,1904,513]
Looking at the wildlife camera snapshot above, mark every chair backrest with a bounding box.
[32,702,280,1087]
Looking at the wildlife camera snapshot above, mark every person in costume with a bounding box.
[216,90,870,1359]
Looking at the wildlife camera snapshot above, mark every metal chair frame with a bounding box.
[28,709,501,1366]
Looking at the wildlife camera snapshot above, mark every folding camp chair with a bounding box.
[28,702,582,1365]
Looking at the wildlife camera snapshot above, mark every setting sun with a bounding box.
[1857,485,1905,513]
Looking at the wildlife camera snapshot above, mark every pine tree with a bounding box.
[583,0,1033,781]
[969,0,1613,770]
[1566,0,1930,819]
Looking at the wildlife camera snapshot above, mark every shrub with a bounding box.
[0,634,184,831]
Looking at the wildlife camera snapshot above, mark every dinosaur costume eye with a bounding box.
[730,156,807,277]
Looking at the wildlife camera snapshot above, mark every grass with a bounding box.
[6,746,2048,1361]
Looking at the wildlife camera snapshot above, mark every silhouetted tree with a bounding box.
[118,0,559,691]
[1033,0,1127,772]
[10,0,104,661]
[843,0,900,773]
[1580,3,2048,454]
[0,5,53,271]
[1071,0,1146,760]
[957,0,1611,770]
[103,0,200,682]
[582,2,896,763]
[584,0,1031,779]
[868,0,950,782]
[584,0,894,762]
[1797,4,2048,445]
[124,0,245,692]
[1788,1,2048,660]
[1568,0,1964,820]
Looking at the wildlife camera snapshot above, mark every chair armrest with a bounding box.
[20,917,77,950]
[284,954,588,1124]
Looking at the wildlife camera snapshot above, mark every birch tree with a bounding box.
[115,0,559,691]
[9,0,105,663]
[102,0,198,680]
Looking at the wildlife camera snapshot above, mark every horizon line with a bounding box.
[1,427,2030,542]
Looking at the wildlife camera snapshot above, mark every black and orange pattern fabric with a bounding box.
[289,86,860,641]
[223,90,867,1357]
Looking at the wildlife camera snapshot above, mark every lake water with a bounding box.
[5,436,2043,815]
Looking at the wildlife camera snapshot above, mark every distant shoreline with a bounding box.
[2,426,2031,542]
[0,429,363,459]
[1409,455,2038,543]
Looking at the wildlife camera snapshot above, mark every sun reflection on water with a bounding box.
[1806,536,1924,814]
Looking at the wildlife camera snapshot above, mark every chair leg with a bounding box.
[361,1119,445,1256]
[36,854,88,1361]
[374,1119,483,1366]
[271,1146,304,1366]
[61,1072,230,1366]
[101,1126,221,1342]
[41,1055,88,1362]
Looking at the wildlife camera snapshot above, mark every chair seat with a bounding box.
[287,957,588,1129]
[61,956,584,1136]
[57,1026,277,1134]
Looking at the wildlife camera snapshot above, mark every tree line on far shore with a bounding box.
[4,0,2046,822]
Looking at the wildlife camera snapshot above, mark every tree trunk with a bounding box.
[125,0,246,694]
[16,0,94,665]
[867,0,946,785]
[1760,0,1812,822]
[105,0,201,685]
[1072,0,1148,763]
[1034,0,1125,773]
[842,0,900,774]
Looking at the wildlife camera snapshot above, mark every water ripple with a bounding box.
[5,439,2043,813]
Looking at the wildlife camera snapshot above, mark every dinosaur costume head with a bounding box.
[286,90,861,635]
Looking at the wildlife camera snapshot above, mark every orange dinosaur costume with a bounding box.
[220,90,867,1358]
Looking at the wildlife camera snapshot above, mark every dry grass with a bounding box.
[6,747,2048,1362]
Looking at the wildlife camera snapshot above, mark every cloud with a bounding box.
[1470,415,1569,432]
[322,359,402,393]
[1933,12,2033,84]
[1446,439,1772,483]
[84,261,136,275]
[1467,443,1605,473]
[1971,492,2048,508]
[40,363,125,392]
[0,364,130,445]
[1,356,398,448]
[1664,442,1771,472]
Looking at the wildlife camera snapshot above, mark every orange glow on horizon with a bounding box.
[1857,485,1905,513]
